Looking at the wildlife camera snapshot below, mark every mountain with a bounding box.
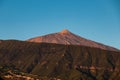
[0,40,120,80]
[27,29,119,51]
[0,30,120,80]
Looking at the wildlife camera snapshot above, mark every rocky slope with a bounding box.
[0,40,120,80]
[27,29,119,52]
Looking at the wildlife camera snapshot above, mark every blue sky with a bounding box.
[0,0,120,49]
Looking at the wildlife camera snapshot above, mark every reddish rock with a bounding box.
[27,29,119,51]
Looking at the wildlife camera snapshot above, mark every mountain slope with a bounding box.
[0,40,120,80]
[27,29,119,51]
[0,30,120,79]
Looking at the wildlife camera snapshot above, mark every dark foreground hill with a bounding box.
[0,40,120,80]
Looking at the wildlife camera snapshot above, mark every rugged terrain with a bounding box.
[27,30,119,51]
[0,30,120,80]
[0,40,120,80]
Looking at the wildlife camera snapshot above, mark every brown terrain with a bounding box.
[0,30,120,80]
[27,29,119,51]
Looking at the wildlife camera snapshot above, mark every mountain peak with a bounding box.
[59,29,71,34]
[27,30,119,51]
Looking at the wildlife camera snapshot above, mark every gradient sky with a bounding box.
[0,0,120,49]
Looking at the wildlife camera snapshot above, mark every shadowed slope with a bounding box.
[0,40,120,80]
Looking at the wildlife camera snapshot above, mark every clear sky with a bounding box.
[0,0,120,49]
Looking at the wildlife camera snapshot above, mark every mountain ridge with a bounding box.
[0,30,120,79]
[27,29,119,51]
[0,40,120,80]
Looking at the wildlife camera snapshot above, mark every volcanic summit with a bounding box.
[27,29,118,51]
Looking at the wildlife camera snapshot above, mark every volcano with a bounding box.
[0,30,120,80]
[27,29,119,51]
